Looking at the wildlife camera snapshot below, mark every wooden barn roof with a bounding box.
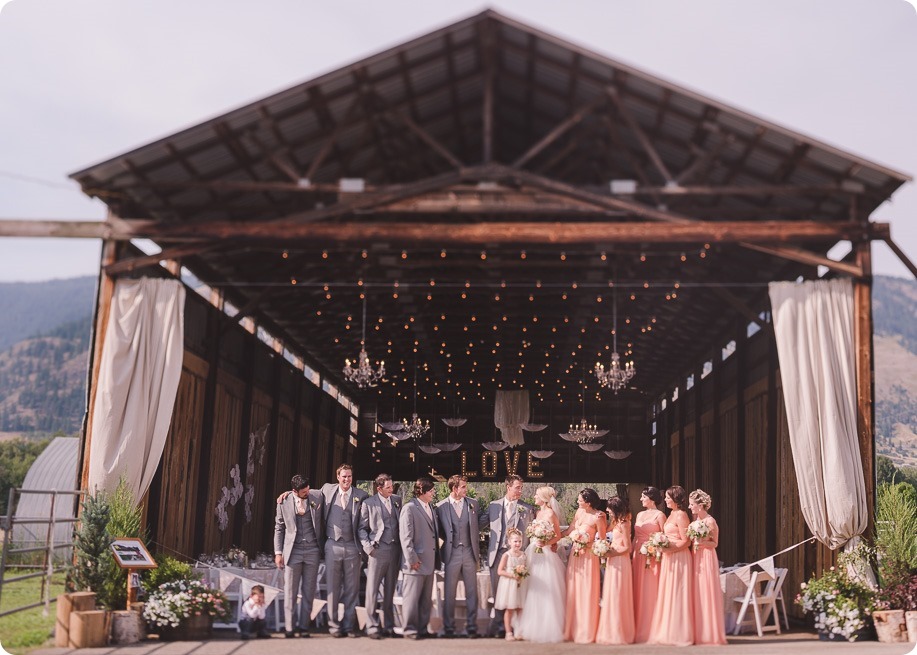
[69,10,908,406]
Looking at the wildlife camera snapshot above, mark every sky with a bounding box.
[0,0,915,282]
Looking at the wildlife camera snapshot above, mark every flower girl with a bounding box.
[494,528,529,640]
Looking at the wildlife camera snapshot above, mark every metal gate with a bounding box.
[0,488,83,617]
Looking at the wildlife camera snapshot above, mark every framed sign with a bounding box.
[110,538,157,569]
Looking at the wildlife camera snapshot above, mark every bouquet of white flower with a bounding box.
[639,531,669,568]
[570,529,590,557]
[686,519,710,551]
[513,564,530,587]
[592,538,610,566]
[525,519,556,553]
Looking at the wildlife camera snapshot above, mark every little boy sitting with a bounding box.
[239,585,271,639]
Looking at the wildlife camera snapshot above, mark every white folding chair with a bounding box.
[773,568,790,630]
[732,570,781,637]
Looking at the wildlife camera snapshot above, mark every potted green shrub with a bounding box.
[872,481,917,642]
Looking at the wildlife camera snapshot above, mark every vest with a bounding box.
[327,496,355,543]
[378,499,397,545]
[289,507,317,563]
[451,501,472,547]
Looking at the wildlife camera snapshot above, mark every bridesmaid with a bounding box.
[647,485,695,647]
[596,496,635,645]
[562,488,606,643]
[689,489,727,645]
[632,486,666,642]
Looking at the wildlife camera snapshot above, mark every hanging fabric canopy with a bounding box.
[494,390,529,446]
[768,279,867,551]
[87,277,185,502]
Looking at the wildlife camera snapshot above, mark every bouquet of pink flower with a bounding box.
[525,519,556,553]
[687,519,710,552]
[513,563,530,587]
[569,529,590,557]
[639,531,669,568]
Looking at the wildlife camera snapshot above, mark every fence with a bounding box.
[0,488,84,618]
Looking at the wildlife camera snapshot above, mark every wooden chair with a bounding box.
[773,568,790,630]
[732,570,782,637]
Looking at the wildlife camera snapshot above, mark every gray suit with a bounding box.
[479,498,534,634]
[358,493,402,635]
[399,498,440,638]
[321,483,369,635]
[436,496,481,635]
[274,490,324,633]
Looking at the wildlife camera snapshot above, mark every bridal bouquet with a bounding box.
[687,519,710,551]
[526,519,556,553]
[570,529,591,557]
[639,531,669,568]
[513,563,530,587]
[592,538,610,567]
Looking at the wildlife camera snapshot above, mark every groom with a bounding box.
[479,474,533,638]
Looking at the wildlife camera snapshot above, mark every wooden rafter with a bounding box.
[481,19,496,164]
[104,243,218,275]
[512,95,604,169]
[740,242,863,277]
[396,112,464,169]
[607,88,674,184]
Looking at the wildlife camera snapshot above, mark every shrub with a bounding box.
[142,555,200,593]
[796,555,878,641]
[69,491,111,595]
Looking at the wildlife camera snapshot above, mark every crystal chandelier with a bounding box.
[400,366,429,440]
[343,296,385,388]
[595,282,636,393]
[561,370,608,444]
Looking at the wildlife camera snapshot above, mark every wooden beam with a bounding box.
[304,96,360,181]
[481,20,496,164]
[146,220,888,245]
[709,284,771,331]
[740,242,864,277]
[396,112,464,169]
[607,88,675,184]
[0,220,113,238]
[853,241,875,540]
[80,238,120,491]
[104,243,216,275]
[512,95,604,169]
[884,237,917,279]
[0,217,892,246]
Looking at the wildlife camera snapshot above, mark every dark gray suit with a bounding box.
[358,493,401,635]
[479,498,534,634]
[399,498,440,638]
[436,496,481,635]
[321,483,369,635]
[274,490,324,633]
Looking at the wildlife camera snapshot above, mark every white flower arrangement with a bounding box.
[525,519,556,553]
[687,519,711,552]
[143,580,230,629]
[570,529,590,557]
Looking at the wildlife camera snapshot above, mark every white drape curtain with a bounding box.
[768,279,868,551]
[494,390,529,446]
[87,277,185,502]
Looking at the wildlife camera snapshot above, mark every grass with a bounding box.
[0,570,66,654]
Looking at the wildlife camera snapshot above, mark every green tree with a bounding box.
[0,438,50,514]
[70,491,112,596]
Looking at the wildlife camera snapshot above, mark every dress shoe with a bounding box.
[442,632,456,639]
[382,629,397,638]
[466,632,481,639]
[330,631,345,638]
[241,634,252,640]
[404,633,419,640]
[347,632,361,638]
[367,631,383,640]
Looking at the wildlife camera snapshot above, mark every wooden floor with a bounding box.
[27,629,917,655]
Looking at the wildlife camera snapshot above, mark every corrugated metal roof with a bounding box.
[12,437,80,546]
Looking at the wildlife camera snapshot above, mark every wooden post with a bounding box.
[80,238,120,491]
[853,240,875,539]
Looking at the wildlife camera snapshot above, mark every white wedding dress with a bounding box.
[514,509,566,642]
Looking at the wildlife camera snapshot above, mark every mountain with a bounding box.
[0,277,96,353]
[0,315,91,434]
[873,275,917,468]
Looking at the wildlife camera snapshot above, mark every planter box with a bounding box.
[906,611,917,643]
[873,610,908,643]
[69,609,108,648]
[159,614,213,641]
[55,593,97,647]
[111,610,145,644]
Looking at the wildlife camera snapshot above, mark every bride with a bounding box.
[515,486,566,642]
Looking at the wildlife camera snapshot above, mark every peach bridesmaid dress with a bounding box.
[563,510,603,643]
[596,520,635,645]
[647,513,694,647]
[693,515,727,645]
[632,508,665,642]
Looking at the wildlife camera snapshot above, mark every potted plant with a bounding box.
[143,579,230,640]
[796,560,878,642]
[872,481,917,642]
[874,562,917,642]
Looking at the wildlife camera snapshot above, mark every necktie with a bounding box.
[423,501,433,521]
[382,497,391,513]
[454,499,463,518]
[295,496,305,515]
[507,501,516,527]
[341,491,349,509]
